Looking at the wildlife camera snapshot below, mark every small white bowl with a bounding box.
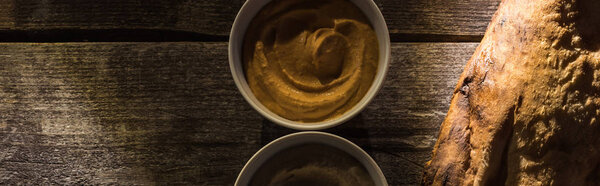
[229,0,390,130]
[235,131,388,186]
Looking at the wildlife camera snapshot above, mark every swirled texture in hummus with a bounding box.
[249,144,375,186]
[243,0,379,122]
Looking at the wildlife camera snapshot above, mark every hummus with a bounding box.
[249,144,375,186]
[243,0,379,122]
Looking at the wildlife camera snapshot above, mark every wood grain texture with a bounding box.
[4,0,245,36]
[0,0,13,28]
[380,0,500,38]
[0,42,477,185]
[0,0,499,39]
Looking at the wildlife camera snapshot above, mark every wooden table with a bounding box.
[0,0,500,185]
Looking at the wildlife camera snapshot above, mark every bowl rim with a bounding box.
[234,131,388,186]
[228,0,391,130]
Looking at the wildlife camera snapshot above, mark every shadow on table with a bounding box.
[260,114,374,154]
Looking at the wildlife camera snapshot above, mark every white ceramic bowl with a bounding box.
[235,131,388,185]
[229,0,390,130]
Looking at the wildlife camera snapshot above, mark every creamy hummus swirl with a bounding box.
[243,0,379,122]
[249,144,375,186]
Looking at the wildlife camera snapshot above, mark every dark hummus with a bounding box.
[249,144,375,186]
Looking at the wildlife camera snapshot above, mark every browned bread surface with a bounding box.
[423,0,600,185]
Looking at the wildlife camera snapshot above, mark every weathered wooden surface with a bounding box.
[0,42,477,185]
[0,0,498,184]
[0,0,499,40]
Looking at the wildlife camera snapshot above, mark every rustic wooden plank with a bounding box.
[380,0,500,36]
[0,42,263,185]
[3,0,245,36]
[0,0,14,28]
[0,0,499,40]
[0,42,477,185]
